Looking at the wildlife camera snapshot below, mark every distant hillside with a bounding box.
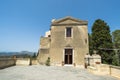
[0,51,37,57]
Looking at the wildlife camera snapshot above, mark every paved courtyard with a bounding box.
[0,65,118,80]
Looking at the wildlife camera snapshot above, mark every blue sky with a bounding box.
[0,0,120,52]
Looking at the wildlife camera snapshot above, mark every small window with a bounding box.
[48,35,51,37]
[66,27,72,37]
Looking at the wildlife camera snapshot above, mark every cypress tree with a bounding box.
[88,33,93,55]
[91,19,113,64]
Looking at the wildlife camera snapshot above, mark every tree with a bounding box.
[88,33,93,55]
[32,53,37,59]
[112,30,120,48]
[112,30,120,66]
[112,51,120,66]
[91,19,113,64]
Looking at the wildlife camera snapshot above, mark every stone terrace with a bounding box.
[0,65,118,80]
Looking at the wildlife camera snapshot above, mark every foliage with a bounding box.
[112,30,120,48]
[112,50,120,66]
[88,33,93,55]
[112,30,120,66]
[112,52,120,66]
[91,19,113,64]
[23,54,31,58]
[45,57,50,66]
[32,53,37,59]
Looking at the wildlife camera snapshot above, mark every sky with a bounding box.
[0,0,120,52]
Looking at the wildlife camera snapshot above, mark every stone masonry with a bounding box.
[37,16,89,67]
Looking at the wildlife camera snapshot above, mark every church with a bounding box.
[37,16,89,67]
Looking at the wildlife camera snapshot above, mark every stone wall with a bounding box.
[87,64,120,79]
[16,58,30,66]
[37,17,89,67]
[37,49,49,65]
[85,54,101,67]
[87,64,109,75]
[40,37,50,48]
[31,60,38,65]
[50,25,88,66]
[0,58,16,69]
[110,66,120,78]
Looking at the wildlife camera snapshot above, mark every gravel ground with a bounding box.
[0,65,118,80]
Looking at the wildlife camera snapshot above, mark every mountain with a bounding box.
[0,51,36,57]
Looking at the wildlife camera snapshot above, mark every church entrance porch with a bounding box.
[64,49,73,65]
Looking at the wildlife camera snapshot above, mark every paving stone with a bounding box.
[0,65,118,80]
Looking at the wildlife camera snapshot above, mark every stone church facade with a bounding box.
[37,16,89,67]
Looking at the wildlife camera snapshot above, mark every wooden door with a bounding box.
[64,49,73,64]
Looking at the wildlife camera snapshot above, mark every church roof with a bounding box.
[51,16,88,26]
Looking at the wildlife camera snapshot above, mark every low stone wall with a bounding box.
[87,64,110,75]
[110,66,120,78]
[87,64,120,79]
[16,58,30,66]
[31,60,38,65]
[0,58,16,69]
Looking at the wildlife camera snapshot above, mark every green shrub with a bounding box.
[45,57,50,66]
